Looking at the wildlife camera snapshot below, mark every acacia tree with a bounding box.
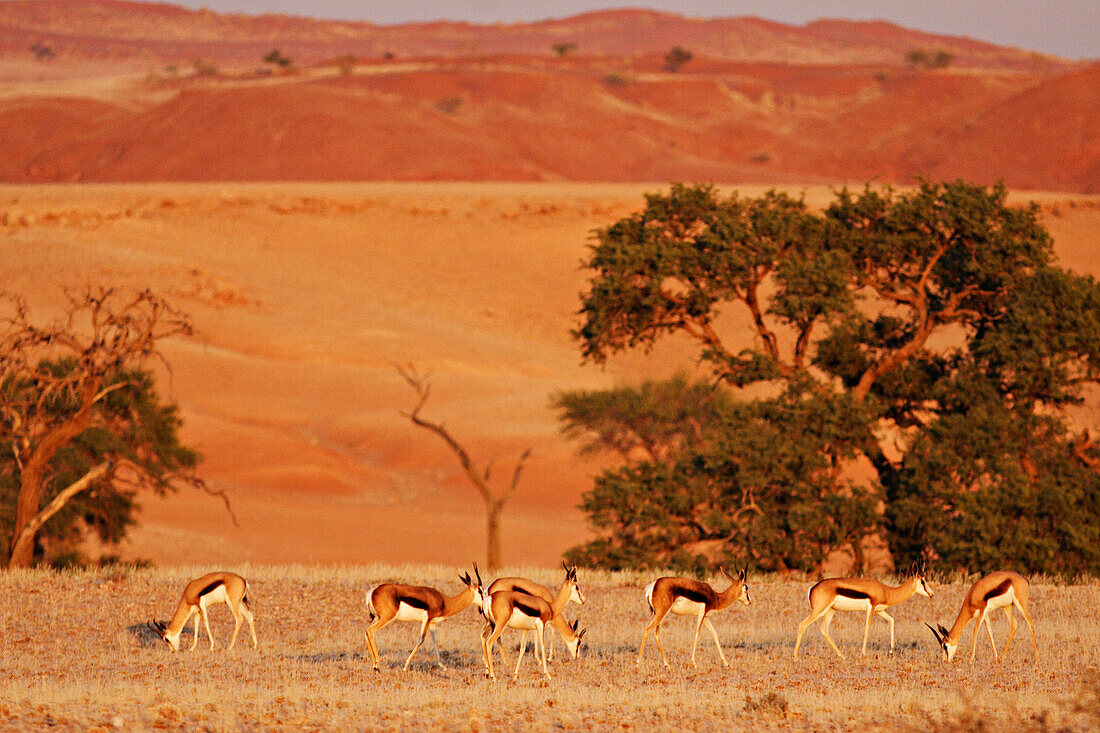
[567,181,1100,574]
[1,288,227,568]
[398,365,529,570]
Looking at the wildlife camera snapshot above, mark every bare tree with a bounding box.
[397,365,530,570]
[1,288,231,568]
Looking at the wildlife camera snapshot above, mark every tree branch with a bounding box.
[7,461,112,568]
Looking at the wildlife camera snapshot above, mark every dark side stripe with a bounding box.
[675,587,711,604]
[198,580,225,599]
[513,597,543,617]
[399,595,431,611]
[983,579,1013,602]
[836,587,872,600]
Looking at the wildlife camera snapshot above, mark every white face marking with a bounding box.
[945,641,959,662]
[916,578,933,598]
[570,584,585,605]
[739,583,752,605]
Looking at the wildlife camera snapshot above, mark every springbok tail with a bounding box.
[242,580,253,609]
[644,581,656,613]
[365,586,378,621]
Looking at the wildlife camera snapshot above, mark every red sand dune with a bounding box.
[0,2,1098,568]
[0,2,1096,191]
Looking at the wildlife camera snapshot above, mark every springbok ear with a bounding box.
[473,563,483,585]
[578,628,587,640]
[938,623,950,638]
[460,572,471,586]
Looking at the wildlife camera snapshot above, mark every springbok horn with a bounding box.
[473,562,482,585]
[925,623,942,642]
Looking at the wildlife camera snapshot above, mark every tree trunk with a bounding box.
[850,537,867,575]
[9,472,46,568]
[8,379,101,568]
[8,461,112,568]
[486,500,503,571]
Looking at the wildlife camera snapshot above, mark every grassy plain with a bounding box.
[1,565,1098,731]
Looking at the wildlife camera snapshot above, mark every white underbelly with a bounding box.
[199,585,229,608]
[830,596,873,613]
[395,603,430,623]
[985,587,1016,612]
[506,608,542,630]
[669,597,705,616]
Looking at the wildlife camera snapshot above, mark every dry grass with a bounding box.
[1,565,1098,731]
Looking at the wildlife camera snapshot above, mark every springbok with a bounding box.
[793,572,932,658]
[637,567,751,669]
[148,571,256,652]
[478,590,585,680]
[487,562,585,661]
[363,564,484,671]
[926,570,1037,663]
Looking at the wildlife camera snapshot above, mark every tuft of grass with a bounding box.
[743,691,789,716]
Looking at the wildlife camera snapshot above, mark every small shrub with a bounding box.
[664,46,693,72]
[264,49,293,69]
[336,54,357,75]
[30,42,55,60]
[907,48,953,70]
[744,692,789,716]
[435,96,463,115]
[192,58,218,76]
[602,73,629,87]
[552,42,578,57]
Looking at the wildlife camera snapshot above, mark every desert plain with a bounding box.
[1,564,1098,731]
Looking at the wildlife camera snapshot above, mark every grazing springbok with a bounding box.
[148,571,256,652]
[487,562,585,661]
[793,572,933,658]
[637,567,751,669]
[478,589,585,680]
[926,570,1037,663]
[363,564,484,671]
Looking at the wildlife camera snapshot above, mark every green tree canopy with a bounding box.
[0,289,226,567]
[565,181,1100,575]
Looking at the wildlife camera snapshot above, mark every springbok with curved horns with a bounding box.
[637,566,751,669]
[926,570,1037,663]
[793,570,932,658]
[487,562,585,661]
[148,571,256,652]
[478,589,585,680]
[363,564,484,671]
